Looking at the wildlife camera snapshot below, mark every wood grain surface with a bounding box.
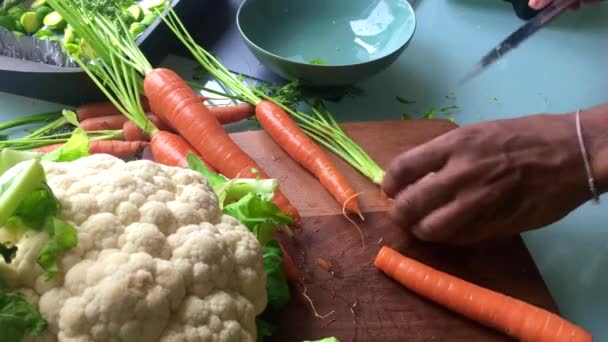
[227,119,558,341]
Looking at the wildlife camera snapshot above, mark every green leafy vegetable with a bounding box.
[186,152,227,188]
[224,194,293,246]
[0,159,47,225]
[440,105,459,112]
[0,243,17,264]
[256,318,276,342]
[263,240,290,309]
[158,10,385,185]
[0,0,25,15]
[37,217,78,279]
[0,150,41,175]
[0,291,47,341]
[0,151,78,280]
[309,59,326,65]
[304,338,340,342]
[396,96,416,105]
[41,127,90,162]
[60,109,79,127]
[187,153,280,209]
[11,184,59,229]
[422,108,436,119]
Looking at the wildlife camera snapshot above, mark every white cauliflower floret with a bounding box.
[54,252,185,342]
[160,292,257,342]
[0,154,267,342]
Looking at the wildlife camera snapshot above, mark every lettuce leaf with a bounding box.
[223,194,292,246]
[187,153,278,207]
[0,291,47,342]
[0,152,78,280]
[37,217,78,279]
[0,159,47,226]
[256,318,276,342]
[263,240,290,310]
[42,127,90,162]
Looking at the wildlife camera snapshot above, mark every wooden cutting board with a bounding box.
[228,119,558,342]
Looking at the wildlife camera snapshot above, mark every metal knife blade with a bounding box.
[460,0,578,84]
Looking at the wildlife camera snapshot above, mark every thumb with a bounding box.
[528,0,553,9]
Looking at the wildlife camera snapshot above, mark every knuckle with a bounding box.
[390,193,420,226]
[412,221,442,242]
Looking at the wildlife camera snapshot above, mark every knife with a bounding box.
[460,0,578,83]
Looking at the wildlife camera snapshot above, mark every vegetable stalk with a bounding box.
[160,7,385,185]
[0,111,62,132]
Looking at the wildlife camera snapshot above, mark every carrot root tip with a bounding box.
[301,285,335,320]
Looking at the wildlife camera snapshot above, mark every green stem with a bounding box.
[161,7,385,184]
[0,159,45,225]
[45,0,157,137]
[23,117,71,139]
[0,111,62,132]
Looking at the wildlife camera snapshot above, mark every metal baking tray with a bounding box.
[0,0,210,106]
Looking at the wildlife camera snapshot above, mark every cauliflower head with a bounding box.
[1,154,267,342]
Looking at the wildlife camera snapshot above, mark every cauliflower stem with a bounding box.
[0,144,91,342]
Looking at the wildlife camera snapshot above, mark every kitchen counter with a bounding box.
[0,0,606,338]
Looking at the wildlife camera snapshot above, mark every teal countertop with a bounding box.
[0,0,606,338]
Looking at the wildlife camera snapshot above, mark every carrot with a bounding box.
[76,98,151,121]
[35,140,149,158]
[374,246,593,342]
[143,68,300,221]
[255,100,361,216]
[79,115,129,131]
[122,120,147,142]
[123,114,173,141]
[150,130,216,171]
[278,240,300,283]
[317,258,331,272]
[76,96,208,122]
[208,103,255,124]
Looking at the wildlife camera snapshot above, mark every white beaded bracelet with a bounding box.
[576,110,600,204]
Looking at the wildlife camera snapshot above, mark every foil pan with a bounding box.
[0,0,77,67]
[0,27,78,67]
[0,0,209,105]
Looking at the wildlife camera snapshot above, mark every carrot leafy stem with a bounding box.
[159,6,385,185]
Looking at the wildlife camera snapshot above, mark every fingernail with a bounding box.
[529,0,540,8]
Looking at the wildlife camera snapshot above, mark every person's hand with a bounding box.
[528,0,596,10]
[382,112,606,245]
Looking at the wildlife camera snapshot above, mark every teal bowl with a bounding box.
[236,0,416,87]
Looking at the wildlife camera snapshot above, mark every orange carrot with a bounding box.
[79,115,129,131]
[123,114,173,141]
[150,130,216,171]
[374,246,592,342]
[76,96,208,122]
[255,100,360,216]
[278,240,300,283]
[35,140,148,158]
[317,258,331,272]
[76,98,151,121]
[122,120,147,142]
[143,68,300,221]
[208,103,255,124]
